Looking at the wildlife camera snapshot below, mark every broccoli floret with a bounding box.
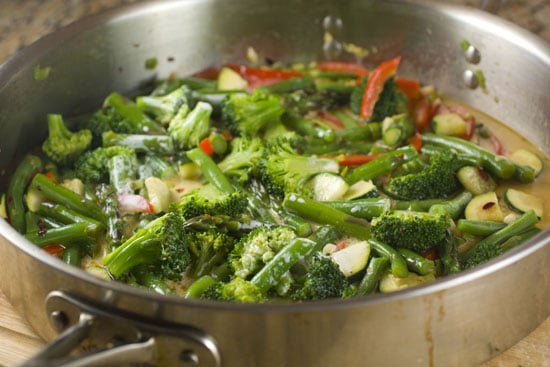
[136,85,192,125]
[79,93,164,145]
[201,277,265,303]
[168,101,212,150]
[172,184,247,219]
[257,139,339,198]
[188,229,236,278]
[230,225,297,279]
[221,91,284,137]
[217,136,265,184]
[350,78,408,122]
[42,114,92,166]
[75,146,137,184]
[370,210,451,252]
[386,150,463,200]
[103,212,191,280]
[291,255,349,301]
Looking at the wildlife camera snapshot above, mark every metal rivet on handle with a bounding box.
[50,310,69,331]
[180,349,199,366]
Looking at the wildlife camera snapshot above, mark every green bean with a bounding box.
[429,191,473,220]
[29,174,105,223]
[6,155,43,233]
[397,248,436,275]
[186,148,235,194]
[456,219,507,236]
[422,133,516,180]
[25,222,90,247]
[36,201,104,236]
[356,257,389,295]
[63,245,81,267]
[324,198,391,219]
[251,237,317,293]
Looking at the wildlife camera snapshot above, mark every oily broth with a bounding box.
[448,100,550,229]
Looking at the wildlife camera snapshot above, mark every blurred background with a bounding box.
[0,0,549,65]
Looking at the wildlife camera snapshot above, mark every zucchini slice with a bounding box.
[331,241,370,277]
[431,113,467,137]
[217,67,248,91]
[508,149,544,177]
[464,191,504,222]
[457,166,496,195]
[343,179,378,200]
[309,173,349,201]
[504,188,543,218]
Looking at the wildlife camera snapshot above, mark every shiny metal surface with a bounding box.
[0,1,549,366]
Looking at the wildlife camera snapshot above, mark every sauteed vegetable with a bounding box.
[2,56,546,303]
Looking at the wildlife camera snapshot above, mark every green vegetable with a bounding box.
[42,114,92,166]
[370,210,451,252]
[460,210,540,269]
[6,155,43,233]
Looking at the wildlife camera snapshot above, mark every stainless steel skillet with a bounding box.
[0,1,548,366]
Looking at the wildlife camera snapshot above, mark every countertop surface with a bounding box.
[0,0,549,366]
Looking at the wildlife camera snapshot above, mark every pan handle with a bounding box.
[19,290,221,367]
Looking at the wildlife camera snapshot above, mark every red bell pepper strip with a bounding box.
[411,97,436,132]
[338,153,384,167]
[226,65,302,87]
[199,137,214,156]
[192,66,221,80]
[316,61,370,77]
[318,111,346,130]
[43,244,65,257]
[407,132,423,152]
[395,77,421,99]
[360,56,401,120]
[420,247,438,261]
[44,170,58,183]
[489,134,504,155]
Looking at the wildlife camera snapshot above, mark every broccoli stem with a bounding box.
[283,194,409,278]
[428,191,473,220]
[185,275,217,298]
[133,267,172,295]
[323,198,391,220]
[460,210,539,265]
[103,92,164,134]
[36,202,104,236]
[186,148,235,194]
[102,215,165,278]
[6,154,43,233]
[456,219,507,236]
[422,133,516,180]
[397,248,435,275]
[356,256,389,295]
[25,222,90,247]
[102,131,175,155]
[29,173,105,223]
